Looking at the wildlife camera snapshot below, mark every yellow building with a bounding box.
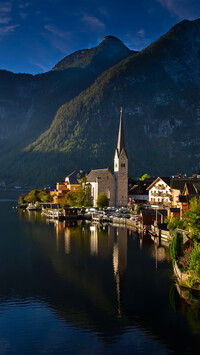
[50,171,86,204]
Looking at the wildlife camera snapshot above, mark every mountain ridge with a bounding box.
[1,19,200,186]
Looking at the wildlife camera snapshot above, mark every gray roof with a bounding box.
[147,177,171,190]
[115,109,128,157]
[86,168,114,182]
[65,170,87,184]
[171,178,200,192]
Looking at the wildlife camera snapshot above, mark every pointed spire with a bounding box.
[116,107,127,156]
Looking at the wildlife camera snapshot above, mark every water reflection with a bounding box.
[1,200,200,353]
[90,225,98,255]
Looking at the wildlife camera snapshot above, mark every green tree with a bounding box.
[97,193,109,209]
[38,190,50,202]
[66,191,78,206]
[18,194,26,205]
[24,190,40,203]
[170,232,183,264]
[77,177,92,207]
[188,243,200,277]
[136,205,144,214]
[165,217,185,235]
[183,197,200,241]
[139,174,149,181]
[65,178,92,207]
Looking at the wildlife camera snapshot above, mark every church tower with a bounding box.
[114,108,128,207]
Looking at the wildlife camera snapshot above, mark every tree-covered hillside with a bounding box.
[1,20,200,186]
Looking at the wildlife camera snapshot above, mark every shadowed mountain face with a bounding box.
[1,20,200,186]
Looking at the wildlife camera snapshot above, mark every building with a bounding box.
[50,170,86,204]
[128,178,154,204]
[50,110,128,208]
[114,108,128,207]
[88,108,128,207]
[147,177,172,207]
[87,168,115,207]
[147,176,200,217]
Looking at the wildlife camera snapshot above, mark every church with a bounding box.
[87,108,128,207]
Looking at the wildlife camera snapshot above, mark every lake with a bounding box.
[0,191,200,354]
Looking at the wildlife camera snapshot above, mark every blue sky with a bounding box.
[0,0,200,74]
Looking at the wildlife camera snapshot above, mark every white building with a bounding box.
[87,109,128,207]
[147,177,172,207]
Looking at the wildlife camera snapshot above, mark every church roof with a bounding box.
[116,108,127,157]
[86,168,114,182]
[65,170,87,184]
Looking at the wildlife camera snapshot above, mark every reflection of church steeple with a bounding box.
[112,227,127,316]
[64,228,71,254]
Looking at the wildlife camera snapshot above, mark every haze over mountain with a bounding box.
[1,19,200,187]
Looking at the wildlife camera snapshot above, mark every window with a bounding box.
[121,163,125,167]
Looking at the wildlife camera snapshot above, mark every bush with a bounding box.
[170,232,183,264]
[188,243,200,277]
[165,217,184,235]
[179,244,193,270]
[97,193,109,209]
[183,197,200,241]
[136,205,144,214]
[186,272,200,288]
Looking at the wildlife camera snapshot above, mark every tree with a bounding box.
[18,194,26,205]
[136,205,144,214]
[170,232,183,264]
[188,242,200,277]
[139,174,149,181]
[97,193,109,209]
[183,197,200,241]
[24,190,39,203]
[77,177,92,207]
[66,191,78,206]
[38,190,50,202]
[65,178,92,207]
[165,217,185,235]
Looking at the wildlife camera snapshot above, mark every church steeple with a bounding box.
[116,107,127,157]
[114,108,128,207]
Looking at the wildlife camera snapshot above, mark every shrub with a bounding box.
[170,232,183,264]
[165,217,184,235]
[136,205,144,214]
[188,243,200,277]
[179,244,193,270]
[97,193,109,209]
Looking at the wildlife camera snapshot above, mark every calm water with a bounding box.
[0,192,200,354]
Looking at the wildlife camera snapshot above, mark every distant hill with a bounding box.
[1,20,200,186]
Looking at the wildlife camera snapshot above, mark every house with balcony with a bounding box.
[147,177,172,207]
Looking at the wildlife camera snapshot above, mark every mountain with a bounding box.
[1,20,200,186]
[0,36,133,186]
[53,35,134,71]
[0,36,133,145]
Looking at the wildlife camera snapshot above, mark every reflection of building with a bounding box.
[90,225,98,255]
[64,228,71,254]
[112,227,127,315]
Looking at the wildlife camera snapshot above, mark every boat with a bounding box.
[26,203,41,211]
